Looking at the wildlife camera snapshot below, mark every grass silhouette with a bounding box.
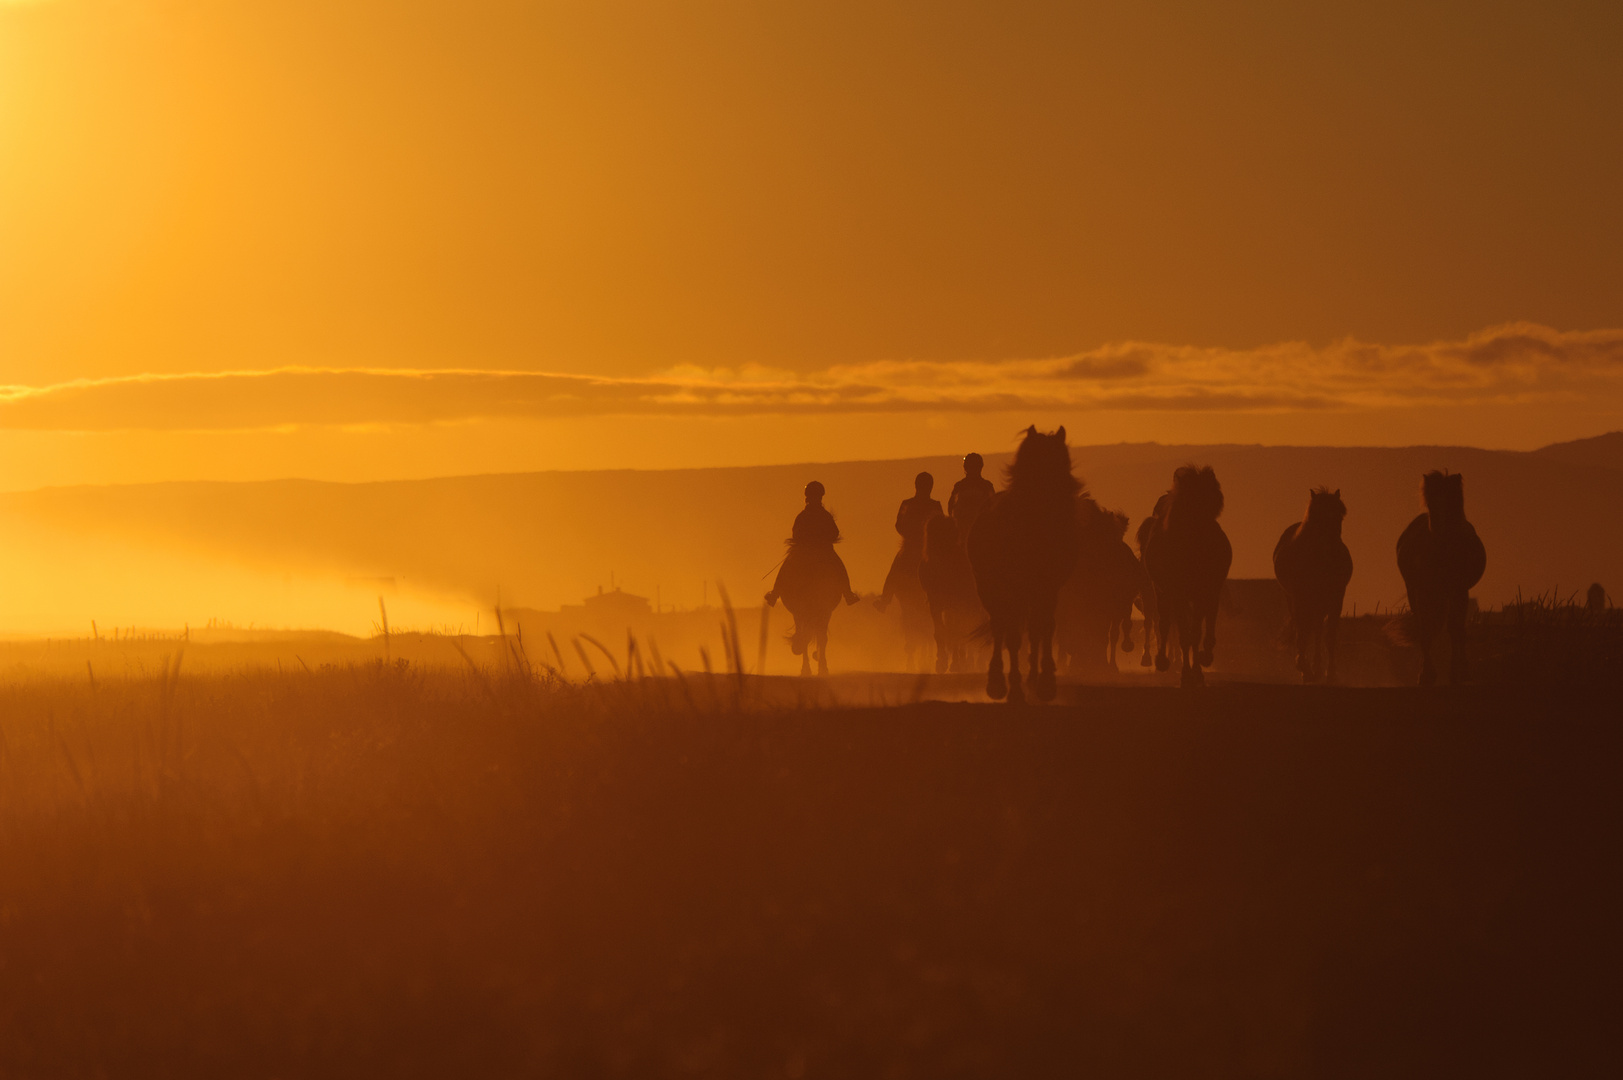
[0,657,1618,1075]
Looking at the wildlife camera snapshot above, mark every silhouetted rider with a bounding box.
[948,453,995,541]
[765,481,861,607]
[877,471,943,610]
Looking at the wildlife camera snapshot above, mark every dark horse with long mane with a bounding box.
[1396,470,1486,686]
[1056,499,1146,673]
[967,426,1080,704]
[1273,488,1354,683]
[1140,465,1232,686]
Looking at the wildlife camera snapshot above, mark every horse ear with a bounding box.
[1056,426,1066,441]
[1335,489,1341,498]
[1026,424,1038,436]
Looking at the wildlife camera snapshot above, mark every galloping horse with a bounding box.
[1056,499,1146,673]
[1396,471,1486,686]
[919,513,984,673]
[878,472,943,671]
[766,481,858,676]
[1273,488,1354,683]
[1141,465,1232,687]
[967,426,1080,704]
[781,569,843,675]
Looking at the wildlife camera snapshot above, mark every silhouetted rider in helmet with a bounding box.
[765,481,861,607]
[948,452,996,541]
[876,471,943,611]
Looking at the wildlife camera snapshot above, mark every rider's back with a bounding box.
[791,504,841,547]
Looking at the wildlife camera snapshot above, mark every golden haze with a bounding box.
[0,2,1620,631]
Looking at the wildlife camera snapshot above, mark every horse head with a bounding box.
[1421,470,1466,527]
[1169,465,1224,526]
[1006,425,1080,500]
[1305,487,1347,535]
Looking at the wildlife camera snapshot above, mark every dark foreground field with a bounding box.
[1,669,1618,1078]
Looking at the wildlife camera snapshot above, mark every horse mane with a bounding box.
[1421,470,1465,523]
[1003,426,1082,504]
[1165,464,1223,528]
[1136,494,1169,556]
[1302,486,1346,532]
[1080,499,1130,541]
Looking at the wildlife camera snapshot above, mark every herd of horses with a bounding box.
[772,426,1487,701]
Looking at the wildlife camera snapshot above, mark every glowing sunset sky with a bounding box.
[2,0,1621,488]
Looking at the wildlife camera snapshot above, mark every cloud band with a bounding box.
[2,323,1620,432]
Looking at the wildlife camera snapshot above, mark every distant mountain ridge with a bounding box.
[0,434,1619,631]
[1532,430,1623,472]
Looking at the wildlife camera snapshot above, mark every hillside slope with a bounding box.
[1532,430,1623,472]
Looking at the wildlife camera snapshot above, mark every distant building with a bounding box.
[560,585,653,624]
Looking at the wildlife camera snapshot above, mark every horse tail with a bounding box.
[1383,608,1420,648]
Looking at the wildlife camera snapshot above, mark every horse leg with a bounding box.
[1416,605,1438,687]
[800,648,811,677]
[1179,603,1204,687]
[1292,600,1312,681]
[1446,594,1468,686]
[1031,612,1057,703]
[1154,594,1173,673]
[1139,604,1154,667]
[1028,618,1042,684]
[1324,610,1340,684]
[985,622,1008,700]
[1195,594,1217,670]
[1007,624,1026,705]
[816,628,830,677]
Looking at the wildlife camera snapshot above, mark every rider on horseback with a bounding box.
[876,472,943,613]
[948,453,995,541]
[765,481,861,608]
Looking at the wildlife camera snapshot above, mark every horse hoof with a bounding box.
[1180,667,1204,688]
[1196,648,1214,668]
[1034,671,1057,702]
[1121,636,1134,651]
[1154,655,1170,672]
[986,669,1008,700]
[1007,680,1026,705]
[1140,653,1153,668]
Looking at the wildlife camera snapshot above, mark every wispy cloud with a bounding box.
[3,323,1621,432]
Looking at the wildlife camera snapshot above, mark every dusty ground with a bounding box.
[0,670,1617,1077]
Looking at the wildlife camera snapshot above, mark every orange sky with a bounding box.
[3,0,1622,489]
